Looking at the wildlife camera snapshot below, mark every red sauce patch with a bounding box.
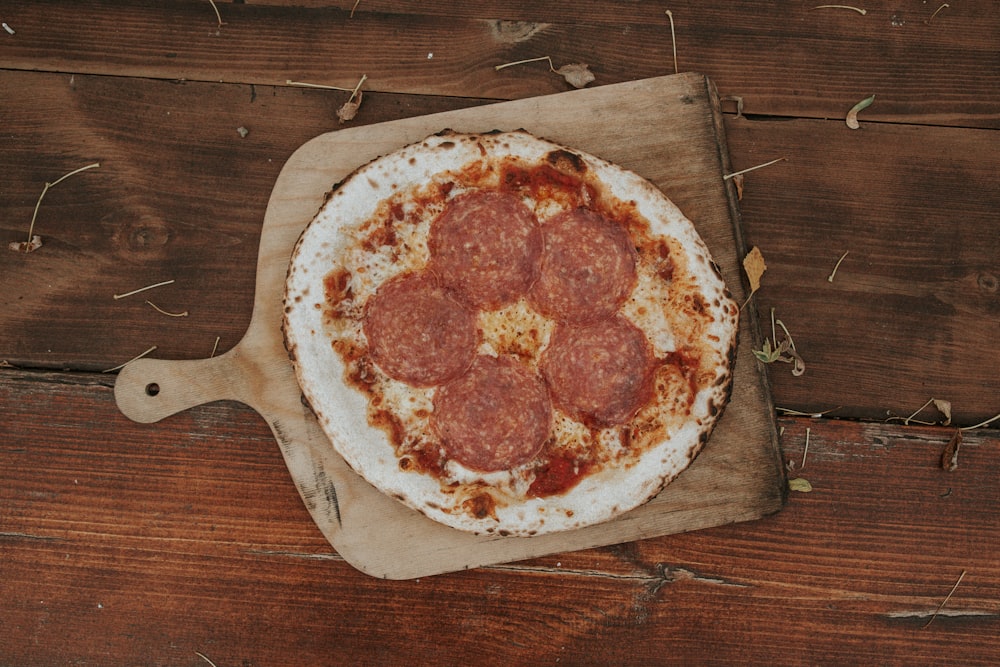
[528,454,591,498]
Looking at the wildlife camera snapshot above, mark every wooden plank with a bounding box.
[725,116,1000,426]
[1,370,997,664]
[2,71,997,423]
[0,70,483,370]
[1,0,997,127]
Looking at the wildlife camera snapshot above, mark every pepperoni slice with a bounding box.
[432,355,552,472]
[362,272,477,387]
[542,315,655,427]
[428,190,542,309]
[529,208,637,323]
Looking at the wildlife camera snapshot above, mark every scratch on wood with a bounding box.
[270,418,343,528]
[247,549,341,562]
[886,609,997,620]
[0,531,61,542]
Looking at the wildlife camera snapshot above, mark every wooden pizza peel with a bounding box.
[115,73,786,579]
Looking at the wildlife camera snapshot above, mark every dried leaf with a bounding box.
[933,398,952,425]
[337,90,363,123]
[940,429,962,472]
[553,63,595,89]
[732,173,745,200]
[846,93,876,129]
[743,246,767,295]
[8,235,43,253]
[788,478,813,492]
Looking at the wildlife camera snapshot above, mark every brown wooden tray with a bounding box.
[114,73,785,579]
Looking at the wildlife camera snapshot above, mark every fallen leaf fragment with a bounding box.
[495,56,595,89]
[742,246,767,300]
[9,235,43,253]
[940,429,962,472]
[337,91,363,123]
[553,63,595,89]
[336,75,367,124]
[933,399,952,425]
[846,94,876,129]
[788,478,813,492]
[732,173,745,200]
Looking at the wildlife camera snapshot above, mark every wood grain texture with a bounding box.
[1,370,996,665]
[2,70,996,423]
[728,116,1000,426]
[1,0,997,127]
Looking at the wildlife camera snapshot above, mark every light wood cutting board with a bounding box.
[115,73,785,579]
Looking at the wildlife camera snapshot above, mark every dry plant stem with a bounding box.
[350,0,361,18]
[777,406,840,417]
[113,279,175,300]
[961,412,1000,431]
[102,346,157,373]
[801,428,811,469]
[207,0,224,27]
[923,570,966,629]
[664,10,678,74]
[827,251,849,282]
[903,397,937,426]
[495,56,554,72]
[346,74,368,104]
[145,300,189,318]
[195,652,219,667]
[25,162,101,244]
[210,336,221,358]
[286,80,356,92]
[810,4,867,15]
[926,3,949,23]
[723,157,786,181]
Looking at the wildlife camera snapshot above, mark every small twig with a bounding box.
[494,55,554,72]
[345,74,367,105]
[723,157,786,181]
[210,336,221,358]
[801,428,811,469]
[285,79,356,92]
[207,0,225,28]
[113,279,175,300]
[777,406,840,418]
[827,251,850,283]
[960,412,1000,431]
[810,5,867,15]
[664,10,678,74]
[922,570,966,629]
[145,300,189,318]
[102,346,157,373]
[350,0,361,18]
[903,397,936,426]
[195,652,219,667]
[25,162,101,245]
[925,3,949,24]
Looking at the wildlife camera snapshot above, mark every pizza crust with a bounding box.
[283,130,738,536]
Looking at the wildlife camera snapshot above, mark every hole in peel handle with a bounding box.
[113,354,239,424]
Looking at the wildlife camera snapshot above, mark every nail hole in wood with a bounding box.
[145,383,160,397]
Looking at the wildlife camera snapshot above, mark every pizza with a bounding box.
[282,129,739,537]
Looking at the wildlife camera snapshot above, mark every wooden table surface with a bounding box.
[2,2,998,664]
